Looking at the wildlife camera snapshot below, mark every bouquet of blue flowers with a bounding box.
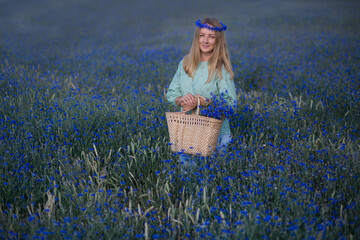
[199,93,236,120]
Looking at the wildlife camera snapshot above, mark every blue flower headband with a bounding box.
[195,19,227,32]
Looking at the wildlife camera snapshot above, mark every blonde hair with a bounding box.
[183,17,234,83]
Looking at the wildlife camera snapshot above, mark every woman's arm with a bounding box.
[167,60,197,111]
[217,70,237,105]
[167,64,182,105]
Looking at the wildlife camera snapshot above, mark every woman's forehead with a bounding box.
[200,27,215,34]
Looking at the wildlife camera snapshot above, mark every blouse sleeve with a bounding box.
[167,60,183,105]
[217,70,237,105]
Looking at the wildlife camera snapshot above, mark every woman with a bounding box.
[167,17,236,166]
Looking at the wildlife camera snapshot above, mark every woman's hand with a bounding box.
[195,94,210,106]
[174,94,211,112]
[194,94,212,107]
[175,93,197,112]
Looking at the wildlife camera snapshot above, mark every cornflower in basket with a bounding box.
[199,93,236,120]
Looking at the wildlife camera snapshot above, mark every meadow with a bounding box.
[0,0,359,239]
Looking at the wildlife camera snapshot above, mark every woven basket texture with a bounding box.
[166,112,223,156]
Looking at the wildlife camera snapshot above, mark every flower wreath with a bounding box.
[195,19,227,32]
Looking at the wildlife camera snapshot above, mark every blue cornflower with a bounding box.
[200,93,236,120]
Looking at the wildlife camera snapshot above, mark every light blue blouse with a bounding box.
[167,59,236,135]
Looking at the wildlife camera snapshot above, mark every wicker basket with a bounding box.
[166,97,224,156]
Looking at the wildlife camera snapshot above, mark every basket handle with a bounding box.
[195,95,206,115]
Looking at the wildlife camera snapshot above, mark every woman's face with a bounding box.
[199,27,216,58]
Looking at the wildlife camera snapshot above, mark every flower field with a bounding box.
[0,0,359,239]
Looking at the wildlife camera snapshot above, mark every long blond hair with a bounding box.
[183,17,234,83]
